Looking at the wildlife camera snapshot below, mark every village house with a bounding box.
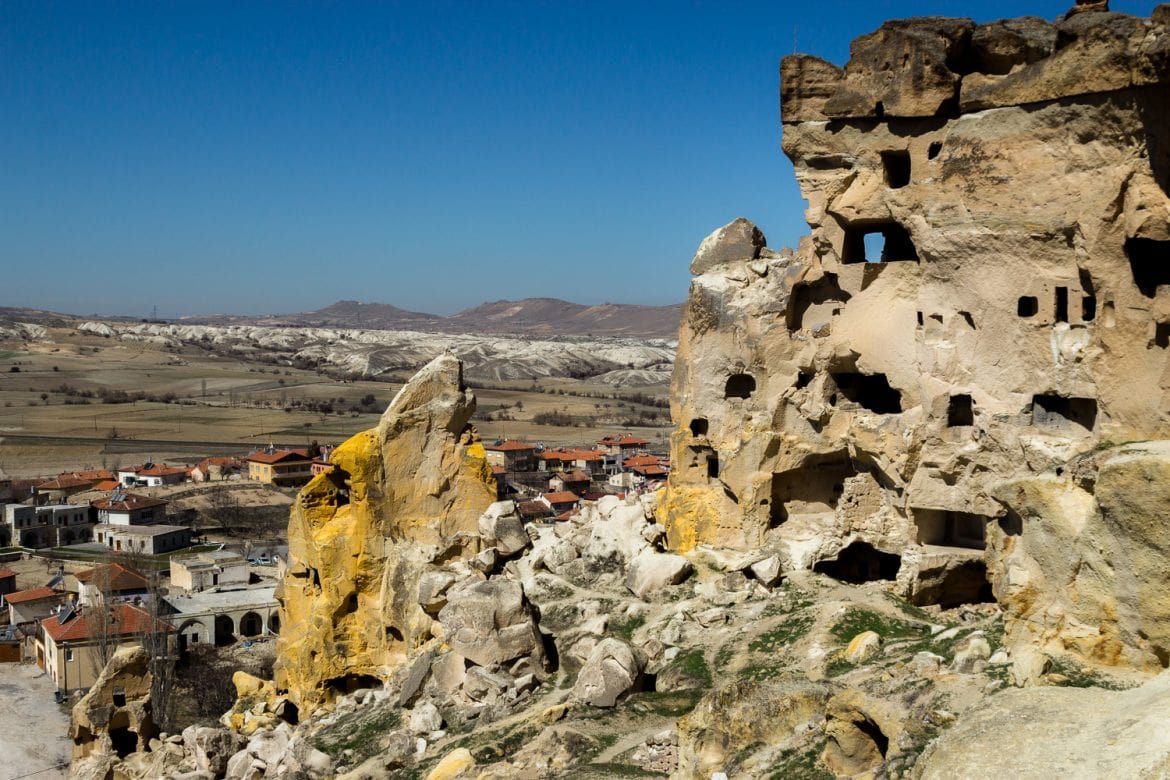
[38,602,174,694]
[517,499,553,523]
[117,462,187,488]
[483,440,536,472]
[7,587,71,625]
[72,563,150,607]
[0,624,22,663]
[93,523,192,555]
[491,465,509,500]
[549,469,591,496]
[189,456,242,483]
[598,433,650,458]
[170,549,248,593]
[245,448,314,486]
[165,584,278,648]
[540,491,582,515]
[93,493,168,526]
[3,503,94,548]
[34,475,100,504]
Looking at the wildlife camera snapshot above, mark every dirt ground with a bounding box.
[0,328,670,477]
[0,662,71,780]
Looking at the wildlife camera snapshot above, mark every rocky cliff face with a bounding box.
[660,4,1170,674]
[275,354,497,712]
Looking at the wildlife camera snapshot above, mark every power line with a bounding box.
[7,762,71,780]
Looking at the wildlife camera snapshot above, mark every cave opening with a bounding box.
[830,372,903,414]
[1125,237,1170,297]
[881,150,911,189]
[912,561,996,609]
[1017,296,1038,318]
[914,510,987,549]
[842,221,919,264]
[1155,323,1170,349]
[814,542,902,583]
[706,452,720,480]
[770,458,856,526]
[689,418,709,436]
[725,373,756,399]
[1055,286,1069,323]
[1032,394,1097,432]
[326,674,383,695]
[946,394,974,427]
[109,725,138,759]
[788,273,851,331]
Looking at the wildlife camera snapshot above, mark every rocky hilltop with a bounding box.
[661,1,1170,677]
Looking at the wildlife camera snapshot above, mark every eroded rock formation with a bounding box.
[659,3,1170,673]
[275,353,497,712]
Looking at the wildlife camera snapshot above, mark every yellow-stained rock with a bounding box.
[275,354,497,713]
[425,747,476,780]
[232,671,275,700]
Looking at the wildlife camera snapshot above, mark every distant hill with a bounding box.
[185,298,682,339]
[0,297,684,340]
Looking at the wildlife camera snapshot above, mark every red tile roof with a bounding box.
[93,480,121,491]
[35,476,97,491]
[490,466,507,476]
[69,470,116,481]
[542,491,581,505]
[0,568,16,580]
[632,465,669,477]
[485,440,535,452]
[41,603,173,644]
[559,470,591,483]
[245,449,312,465]
[518,500,552,518]
[623,454,661,468]
[136,464,187,477]
[5,587,62,605]
[74,563,150,592]
[92,494,168,512]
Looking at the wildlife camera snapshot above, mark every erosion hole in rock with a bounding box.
[914,510,987,549]
[325,467,351,505]
[788,273,851,331]
[707,452,720,480]
[109,725,138,759]
[770,458,856,526]
[1055,286,1069,323]
[1032,394,1097,432]
[914,560,995,609]
[829,372,903,414]
[1125,237,1170,297]
[928,141,942,160]
[1154,323,1170,348]
[1082,296,1096,321]
[795,371,814,389]
[842,221,919,264]
[946,394,974,427]
[725,373,756,399]
[814,542,901,583]
[386,625,404,642]
[959,311,975,329]
[278,700,299,725]
[856,717,890,758]
[1017,296,1038,317]
[689,418,708,436]
[881,150,911,188]
[326,674,382,695]
[112,686,126,707]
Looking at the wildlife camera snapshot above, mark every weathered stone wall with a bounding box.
[275,354,496,711]
[659,5,1170,672]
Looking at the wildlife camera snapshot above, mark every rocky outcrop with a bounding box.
[70,645,156,762]
[276,354,497,712]
[659,3,1170,673]
[914,671,1170,779]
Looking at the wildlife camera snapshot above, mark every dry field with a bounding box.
[0,327,670,477]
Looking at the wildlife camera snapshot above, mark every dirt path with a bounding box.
[0,663,70,780]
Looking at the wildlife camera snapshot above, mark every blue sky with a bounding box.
[0,1,1155,317]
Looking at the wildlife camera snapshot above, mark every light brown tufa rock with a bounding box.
[690,218,766,275]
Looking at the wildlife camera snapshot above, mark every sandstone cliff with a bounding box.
[659,4,1170,674]
[275,354,497,712]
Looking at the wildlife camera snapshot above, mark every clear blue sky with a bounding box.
[0,1,1154,317]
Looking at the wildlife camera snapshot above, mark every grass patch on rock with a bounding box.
[312,705,401,763]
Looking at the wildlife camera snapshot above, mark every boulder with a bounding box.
[438,579,544,668]
[425,747,476,780]
[572,638,641,707]
[691,218,767,275]
[625,550,693,599]
[843,631,882,664]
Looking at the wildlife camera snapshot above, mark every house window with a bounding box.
[65,649,74,662]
